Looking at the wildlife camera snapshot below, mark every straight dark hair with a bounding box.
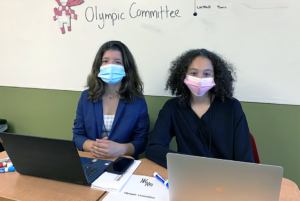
[86,41,144,103]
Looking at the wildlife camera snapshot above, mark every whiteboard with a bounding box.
[0,0,299,105]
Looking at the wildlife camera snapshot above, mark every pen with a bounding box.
[0,166,15,173]
[153,172,169,188]
[0,158,10,163]
[0,162,13,168]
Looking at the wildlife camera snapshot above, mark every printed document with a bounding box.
[91,160,141,192]
[103,175,169,201]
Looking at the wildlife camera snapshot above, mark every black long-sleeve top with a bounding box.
[145,97,254,168]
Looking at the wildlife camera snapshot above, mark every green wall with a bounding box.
[0,86,299,187]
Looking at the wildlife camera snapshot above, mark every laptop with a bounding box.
[0,132,112,186]
[167,153,283,201]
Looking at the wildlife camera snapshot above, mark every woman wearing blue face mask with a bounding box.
[73,41,149,159]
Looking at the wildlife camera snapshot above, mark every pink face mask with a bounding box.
[184,75,216,96]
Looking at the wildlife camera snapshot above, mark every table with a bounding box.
[0,151,115,201]
[100,158,300,201]
[1,152,299,201]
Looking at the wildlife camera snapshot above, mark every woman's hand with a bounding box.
[90,137,127,158]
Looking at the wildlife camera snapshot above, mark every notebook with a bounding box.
[0,132,112,186]
[167,153,283,201]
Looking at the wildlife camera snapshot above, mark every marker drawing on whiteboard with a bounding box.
[129,3,181,19]
[217,5,227,9]
[193,0,228,16]
[85,7,126,29]
[193,0,197,16]
[53,0,84,34]
[85,2,181,30]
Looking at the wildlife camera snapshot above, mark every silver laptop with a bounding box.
[167,153,283,201]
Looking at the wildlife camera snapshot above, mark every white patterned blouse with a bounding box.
[101,115,115,138]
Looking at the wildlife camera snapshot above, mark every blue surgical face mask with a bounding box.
[98,64,126,85]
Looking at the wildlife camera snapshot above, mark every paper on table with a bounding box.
[103,175,169,201]
[91,160,141,192]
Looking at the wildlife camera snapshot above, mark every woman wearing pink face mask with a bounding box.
[145,49,254,168]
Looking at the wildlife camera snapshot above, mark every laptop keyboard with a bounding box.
[84,166,100,179]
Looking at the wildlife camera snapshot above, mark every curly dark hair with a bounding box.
[166,49,236,108]
[86,41,144,103]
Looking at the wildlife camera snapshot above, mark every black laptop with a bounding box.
[0,132,112,185]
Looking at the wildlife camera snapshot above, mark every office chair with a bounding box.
[250,133,261,164]
[0,118,8,152]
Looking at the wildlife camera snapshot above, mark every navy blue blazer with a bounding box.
[73,90,150,159]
